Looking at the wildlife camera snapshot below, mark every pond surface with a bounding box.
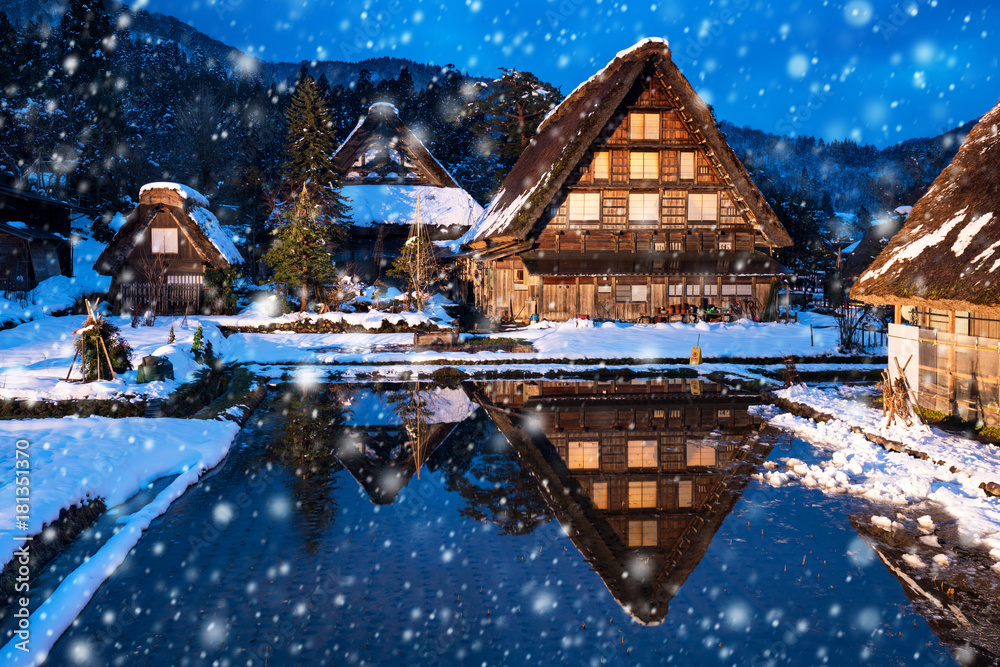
[44,379,968,665]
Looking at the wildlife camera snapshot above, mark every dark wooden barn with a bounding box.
[468,378,772,625]
[331,102,483,280]
[461,38,792,323]
[0,185,75,293]
[853,97,1000,425]
[94,183,243,315]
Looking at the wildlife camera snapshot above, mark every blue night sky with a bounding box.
[134,0,997,147]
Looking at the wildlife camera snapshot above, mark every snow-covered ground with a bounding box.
[0,308,870,401]
[757,384,1000,576]
[0,416,240,666]
[0,315,221,401]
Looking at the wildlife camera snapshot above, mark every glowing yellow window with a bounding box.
[593,152,609,180]
[628,480,657,508]
[629,152,659,180]
[568,441,599,469]
[627,439,657,468]
[591,482,608,509]
[629,112,660,141]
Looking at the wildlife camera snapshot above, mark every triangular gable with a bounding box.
[333,103,460,189]
[465,38,791,248]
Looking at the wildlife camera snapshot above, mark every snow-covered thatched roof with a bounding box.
[95,183,243,275]
[853,98,1000,312]
[462,37,791,249]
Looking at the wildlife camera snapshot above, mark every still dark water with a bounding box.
[43,380,965,666]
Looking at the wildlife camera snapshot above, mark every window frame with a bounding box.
[591,481,609,510]
[568,192,601,223]
[627,439,658,468]
[629,151,659,180]
[628,192,659,225]
[629,112,660,141]
[628,480,658,509]
[687,192,719,223]
[151,227,179,254]
[593,151,610,180]
[567,440,600,469]
[679,151,695,181]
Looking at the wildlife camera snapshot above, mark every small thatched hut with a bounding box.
[95,183,243,315]
[461,38,791,323]
[0,185,75,292]
[853,98,1000,424]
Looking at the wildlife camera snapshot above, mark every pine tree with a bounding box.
[191,326,205,361]
[264,183,338,312]
[281,71,351,224]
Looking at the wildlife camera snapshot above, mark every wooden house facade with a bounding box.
[853,98,1000,425]
[469,378,771,624]
[331,103,482,281]
[94,183,243,315]
[461,38,791,322]
[0,185,75,294]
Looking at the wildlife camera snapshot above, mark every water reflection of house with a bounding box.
[469,378,772,625]
[335,385,477,504]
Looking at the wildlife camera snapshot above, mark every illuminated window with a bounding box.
[686,283,700,296]
[668,282,683,296]
[568,441,599,469]
[686,441,716,466]
[628,193,659,224]
[628,480,658,508]
[629,112,660,141]
[688,193,719,222]
[151,228,178,254]
[628,439,657,468]
[722,284,738,296]
[737,284,753,296]
[628,519,658,547]
[679,152,695,180]
[629,152,659,180]
[704,284,718,296]
[568,192,601,222]
[591,482,609,509]
[593,152,610,180]
[678,480,693,508]
[719,239,734,251]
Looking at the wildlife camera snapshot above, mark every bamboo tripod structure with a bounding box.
[65,299,118,382]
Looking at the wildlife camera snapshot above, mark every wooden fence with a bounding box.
[118,283,202,315]
[889,324,1000,426]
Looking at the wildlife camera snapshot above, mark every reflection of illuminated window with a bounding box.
[686,441,716,466]
[628,519,658,547]
[591,482,608,509]
[568,441,599,469]
[628,439,657,468]
[628,481,657,508]
[678,480,693,507]
[669,408,682,419]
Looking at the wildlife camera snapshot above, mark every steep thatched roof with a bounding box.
[853,98,1000,312]
[464,38,791,249]
[841,215,905,281]
[333,103,459,188]
[94,183,243,275]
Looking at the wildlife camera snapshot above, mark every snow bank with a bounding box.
[0,416,240,567]
[139,181,209,208]
[0,416,240,666]
[761,389,1000,570]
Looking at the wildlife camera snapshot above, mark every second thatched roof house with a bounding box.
[94,183,243,315]
[331,103,483,280]
[460,37,791,323]
[853,97,1000,425]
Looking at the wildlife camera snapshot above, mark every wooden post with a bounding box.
[895,355,925,426]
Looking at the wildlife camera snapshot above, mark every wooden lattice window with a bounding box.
[628,480,658,508]
[568,441,599,469]
[151,228,178,254]
[629,112,660,141]
[628,520,658,547]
